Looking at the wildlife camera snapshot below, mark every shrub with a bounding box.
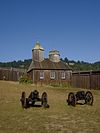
[19,75,33,84]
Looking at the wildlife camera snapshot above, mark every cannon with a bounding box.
[67,91,93,106]
[20,90,49,109]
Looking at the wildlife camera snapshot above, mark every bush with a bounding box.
[19,75,33,84]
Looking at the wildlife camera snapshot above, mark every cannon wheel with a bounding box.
[20,91,26,108]
[85,91,93,105]
[41,92,48,108]
[67,92,76,106]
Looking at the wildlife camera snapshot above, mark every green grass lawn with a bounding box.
[0,81,100,133]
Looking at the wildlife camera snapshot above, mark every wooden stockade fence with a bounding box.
[0,67,100,90]
[71,70,100,90]
[0,67,24,81]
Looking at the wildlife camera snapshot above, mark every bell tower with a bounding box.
[32,41,44,62]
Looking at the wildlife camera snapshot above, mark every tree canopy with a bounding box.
[0,58,100,71]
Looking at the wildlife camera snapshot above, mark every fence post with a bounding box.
[90,70,92,90]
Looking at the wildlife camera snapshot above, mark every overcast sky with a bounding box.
[0,0,100,63]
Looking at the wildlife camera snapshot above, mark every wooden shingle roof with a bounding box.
[27,58,72,72]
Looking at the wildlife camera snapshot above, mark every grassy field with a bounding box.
[0,81,100,133]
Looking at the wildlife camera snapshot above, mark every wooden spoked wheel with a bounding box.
[20,91,26,108]
[85,91,93,105]
[67,92,76,106]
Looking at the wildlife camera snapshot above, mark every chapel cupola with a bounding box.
[32,41,44,62]
[49,50,60,62]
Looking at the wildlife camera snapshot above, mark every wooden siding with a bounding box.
[30,70,71,86]
[71,71,100,90]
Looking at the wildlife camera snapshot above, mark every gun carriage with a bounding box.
[67,91,93,106]
[20,90,49,108]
